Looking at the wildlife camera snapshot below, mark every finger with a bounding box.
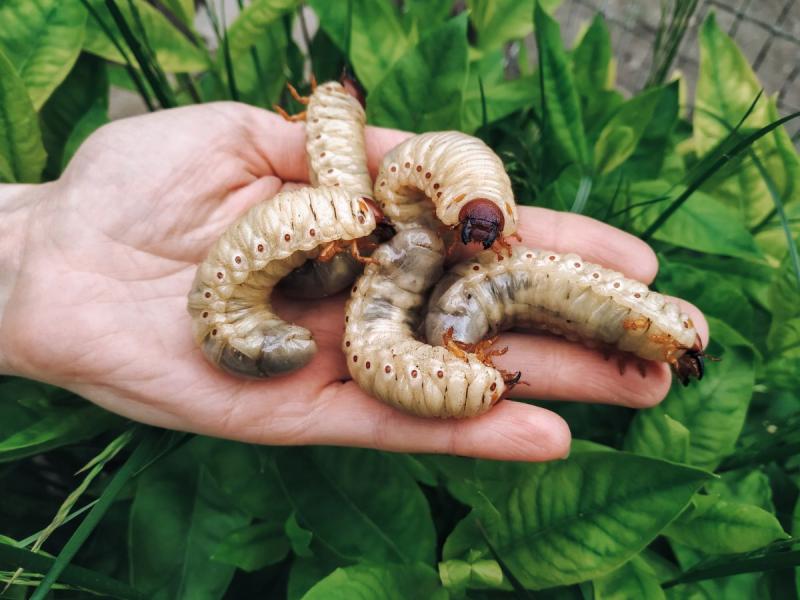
[451,206,660,283]
[297,381,571,461]
[240,105,410,183]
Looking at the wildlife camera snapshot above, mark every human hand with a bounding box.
[0,103,708,461]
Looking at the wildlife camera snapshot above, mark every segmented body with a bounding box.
[343,228,506,418]
[374,131,518,234]
[188,188,377,378]
[281,80,373,298]
[425,246,701,372]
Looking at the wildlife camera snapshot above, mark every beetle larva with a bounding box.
[188,187,382,378]
[374,131,519,252]
[343,227,515,418]
[425,246,706,385]
[278,78,378,298]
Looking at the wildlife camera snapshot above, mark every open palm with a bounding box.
[2,102,707,461]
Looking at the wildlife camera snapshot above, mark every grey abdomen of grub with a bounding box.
[280,252,361,299]
[211,324,317,378]
[376,228,445,294]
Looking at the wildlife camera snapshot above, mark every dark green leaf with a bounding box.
[211,521,288,572]
[301,563,446,600]
[593,555,665,600]
[0,0,87,109]
[571,13,612,97]
[276,447,436,564]
[367,14,468,132]
[624,412,690,463]
[285,511,313,558]
[402,0,453,33]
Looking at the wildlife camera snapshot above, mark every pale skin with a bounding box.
[0,103,708,462]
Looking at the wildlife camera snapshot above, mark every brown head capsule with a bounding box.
[361,197,396,240]
[673,335,707,386]
[458,199,505,249]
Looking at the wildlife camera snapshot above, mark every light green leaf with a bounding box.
[129,442,250,600]
[0,49,47,183]
[571,13,613,96]
[84,0,208,72]
[593,555,665,600]
[629,318,756,471]
[463,75,539,133]
[625,413,691,463]
[630,180,763,261]
[594,86,665,175]
[276,447,436,564]
[535,2,589,168]
[309,0,409,91]
[665,494,789,554]
[694,13,800,226]
[227,0,298,58]
[161,0,195,25]
[211,521,288,572]
[287,549,346,600]
[368,14,468,132]
[302,563,446,600]
[0,0,87,110]
[468,0,561,52]
[707,470,775,512]
[465,452,711,589]
[402,0,453,33]
[232,19,290,108]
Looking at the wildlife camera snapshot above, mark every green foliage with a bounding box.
[2,2,800,598]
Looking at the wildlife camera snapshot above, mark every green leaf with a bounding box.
[367,14,468,132]
[301,563,446,600]
[402,0,453,33]
[0,49,47,183]
[624,413,691,463]
[287,548,346,600]
[276,447,436,564]
[231,20,289,108]
[84,0,208,72]
[665,494,789,554]
[226,0,297,58]
[463,452,711,589]
[60,96,108,169]
[468,0,561,52]
[593,555,665,600]
[628,318,756,470]
[571,13,613,97]
[463,71,539,133]
[211,521,288,572]
[129,440,249,600]
[161,0,194,25]
[0,0,87,110]
[285,511,313,558]
[594,86,665,175]
[534,2,589,168]
[694,13,800,227]
[630,180,763,261]
[309,0,409,91]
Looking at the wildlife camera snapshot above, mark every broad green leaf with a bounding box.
[161,0,195,25]
[625,81,681,180]
[129,442,249,600]
[768,243,800,320]
[211,521,288,572]
[287,548,346,600]
[61,97,109,169]
[707,470,775,512]
[465,452,711,589]
[40,53,108,178]
[402,0,453,33]
[468,0,561,52]
[0,0,87,110]
[0,49,46,183]
[439,558,505,591]
[309,0,409,91]
[624,413,690,463]
[302,563,446,600]
[367,14,468,132]
[665,494,788,554]
[630,180,763,261]
[593,555,665,600]
[594,86,665,175]
[285,511,313,558]
[571,14,613,97]
[629,318,756,470]
[226,0,298,58]
[535,2,589,168]
[694,14,800,226]
[768,317,800,357]
[669,542,768,599]
[232,19,289,108]
[84,0,208,72]
[463,74,539,133]
[276,447,436,564]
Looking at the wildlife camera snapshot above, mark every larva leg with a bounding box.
[274,105,307,122]
[286,82,310,105]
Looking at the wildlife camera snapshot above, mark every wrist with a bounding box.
[0,183,45,375]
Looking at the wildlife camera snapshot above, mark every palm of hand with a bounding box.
[4,102,706,461]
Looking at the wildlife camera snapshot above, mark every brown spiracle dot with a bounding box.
[257,244,264,252]
[334,182,340,186]
[613,282,620,288]
[358,214,365,224]
[320,151,326,157]
[352,355,358,363]
[235,256,242,264]
[211,329,218,336]
[316,134,321,139]
[490,382,497,391]
[284,233,291,242]
[548,255,556,261]
[202,311,208,318]
[416,165,422,172]
[498,255,504,261]
[436,192,442,198]
[365,361,371,369]
[473,265,480,271]
[352,285,358,293]
[411,369,418,378]
[384,365,392,374]
[312,118,319,123]
[345,340,351,347]
[380,181,386,187]
[574,262,581,268]
[467,294,472,299]
[216,272,224,279]
[345,316,349,322]
[526,253,533,259]
[433,183,440,189]
[404,161,411,168]
[592,272,600,279]
[390,165,397,172]
[634,293,641,298]
[204,291,211,298]
[309,228,316,236]
[684,321,690,328]
[437,370,444,378]
[425,172,432,179]
[327,169,334,174]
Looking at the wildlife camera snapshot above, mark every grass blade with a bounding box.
[640,109,800,241]
[28,428,178,600]
[201,0,239,101]
[570,173,593,213]
[125,0,176,105]
[663,546,800,588]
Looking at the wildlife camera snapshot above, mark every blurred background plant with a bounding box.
[1,0,799,598]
